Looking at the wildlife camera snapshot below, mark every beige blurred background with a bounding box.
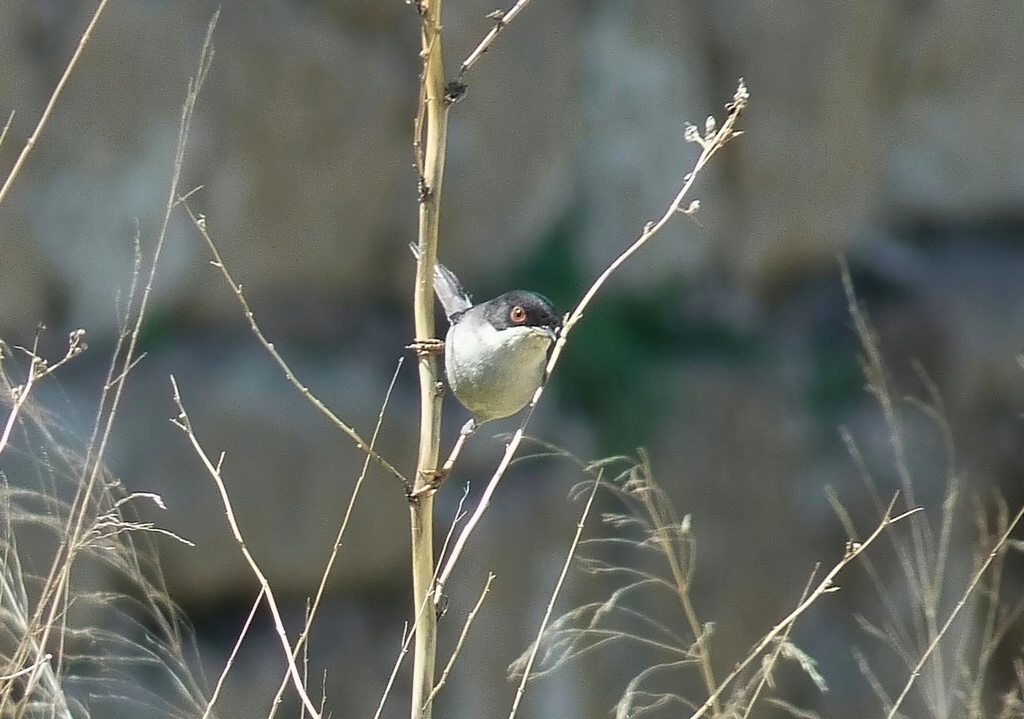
[2,0,1024,717]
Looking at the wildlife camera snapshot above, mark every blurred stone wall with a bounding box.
[2,0,1024,717]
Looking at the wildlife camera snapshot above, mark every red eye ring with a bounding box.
[510,305,527,324]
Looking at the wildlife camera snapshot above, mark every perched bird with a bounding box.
[411,245,561,426]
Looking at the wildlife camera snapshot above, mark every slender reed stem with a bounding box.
[409,0,451,716]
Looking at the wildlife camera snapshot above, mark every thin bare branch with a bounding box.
[182,204,409,491]
[170,377,322,719]
[374,485,471,719]
[508,473,602,719]
[0,0,111,208]
[435,80,749,603]
[375,623,413,719]
[424,573,494,707]
[266,359,404,719]
[0,112,14,150]
[459,0,537,79]
[203,588,265,719]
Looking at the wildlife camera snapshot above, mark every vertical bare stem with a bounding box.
[410,0,450,717]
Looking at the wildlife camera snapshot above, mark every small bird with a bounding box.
[411,245,561,426]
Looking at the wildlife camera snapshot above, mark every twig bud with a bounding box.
[728,78,749,113]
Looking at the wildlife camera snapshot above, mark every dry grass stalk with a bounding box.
[835,262,1024,719]
[1,14,219,717]
[510,450,917,719]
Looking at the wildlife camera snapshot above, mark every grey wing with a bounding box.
[408,243,473,319]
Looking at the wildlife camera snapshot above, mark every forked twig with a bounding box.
[458,0,537,81]
[434,80,749,604]
[170,377,323,719]
[0,332,87,457]
[740,567,821,718]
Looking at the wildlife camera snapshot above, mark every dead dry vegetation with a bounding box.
[1,3,1022,719]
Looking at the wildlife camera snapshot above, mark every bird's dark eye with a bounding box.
[510,305,527,324]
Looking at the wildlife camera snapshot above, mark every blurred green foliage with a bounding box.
[497,212,755,451]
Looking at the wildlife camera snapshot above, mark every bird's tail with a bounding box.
[408,243,473,319]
